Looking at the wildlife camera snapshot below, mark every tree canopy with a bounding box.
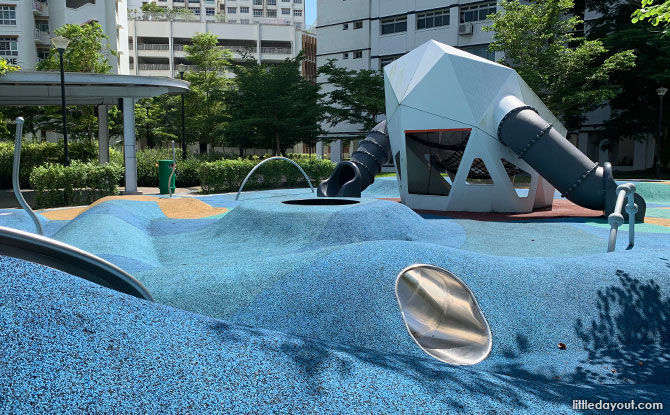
[225,54,324,156]
[36,22,115,73]
[485,0,636,130]
[318,60,385,135]
[632,0,670,34]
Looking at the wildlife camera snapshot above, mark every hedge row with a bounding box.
[198,157,335,194]
[0,141,122,188]
[29,161,124,208]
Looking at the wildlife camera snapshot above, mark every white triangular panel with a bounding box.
[384,42,435,105]
[384,76,400,120]
[401,41,449,102]
[400,57,475,126]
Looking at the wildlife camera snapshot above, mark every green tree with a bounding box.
[318,60,385,135]
[225,54,325,156]
[135,97,180,148]
[484,0,636,130]
[0,57,19,76]
[632,0,670,34]
[182,33,232,152]
[0,58,20,140]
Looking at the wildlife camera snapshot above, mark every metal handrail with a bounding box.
[12,117,43,236]
[235,156,314,201]
[607,183,638,252]
[0,225,153,301]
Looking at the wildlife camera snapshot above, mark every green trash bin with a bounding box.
[159,159,176,194]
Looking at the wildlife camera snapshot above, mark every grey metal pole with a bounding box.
[658,93,664,179]
[13,118,43,235]
[58,48,69,166]
[180,71,187,160]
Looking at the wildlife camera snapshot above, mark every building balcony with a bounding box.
[32,1,49,16]
[261,47,291,55]
[138,63,171,70]
[138,44,171,51]
[34,29,50,45]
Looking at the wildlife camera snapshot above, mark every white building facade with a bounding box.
[316,0,654,171]
[127,0,306,78]
[0,0,129,74]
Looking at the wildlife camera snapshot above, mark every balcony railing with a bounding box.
[138,44,170,51]
[261,47,291,55]
[32,1,44,13]
[138,63,170,70]
[34,29,50,44]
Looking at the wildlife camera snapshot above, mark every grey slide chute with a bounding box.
[318,121,391,197]
[0,226,153,301]
[495,96,646,221]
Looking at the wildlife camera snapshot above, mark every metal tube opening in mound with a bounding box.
[395,264,492,365]
[282,199,360,206]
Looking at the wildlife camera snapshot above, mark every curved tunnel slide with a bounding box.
[318,121,391,198]
[495,96,646,221]
[0,226,153,301]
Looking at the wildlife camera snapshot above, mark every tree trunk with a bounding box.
[275,130,281,157]
[239,146,244,158]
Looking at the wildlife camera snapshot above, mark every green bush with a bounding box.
[198,156,335,194]
[135,148,234,187]
[0,140,121,188]
[29,161,124,208]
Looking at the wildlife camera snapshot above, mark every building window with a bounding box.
[0,37,18,56]
[267,9,276,17]
[281,8,290,15]
[354,20,363,29]
[188,7,200,15]
[228,7,236,13]
[253,9,263,17]
[343,52,349,59]
[353,50,363,59]
[293,9,302,16]
[240,7,249,13]
[206,7,215,15]
[342,23,348,30]
[268,0,276,5]
[240,18,250,24]
[379,56,400,68]
[417,9,450,29]
[460,2,496,23]
[381,16,407,35]
[461,45,495,61]
[0,6,16,25]
[294,0,302,4]
[253,0,262,5]
[37,47,50,62]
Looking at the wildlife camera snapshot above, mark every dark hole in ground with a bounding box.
[282,198,360,206]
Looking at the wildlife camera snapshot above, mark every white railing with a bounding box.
[236,156,314,201]
[33,29,50,44]
[138,44,170,51]
[607,183,638,252]
[138,63,170,70]
[261,47,291,55]
[32,1,43,12]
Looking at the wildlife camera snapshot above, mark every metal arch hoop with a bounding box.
[235,156,315,201]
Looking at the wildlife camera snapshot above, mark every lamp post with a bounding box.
[176,63,187,160]
[51,36,70,166]
[656,87,667,179]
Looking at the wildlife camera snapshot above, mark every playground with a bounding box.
[2,41,669,413]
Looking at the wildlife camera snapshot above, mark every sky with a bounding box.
[306,0,316,26]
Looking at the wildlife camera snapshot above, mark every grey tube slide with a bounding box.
[318,120,391,197]
[495,96,645,221]
[0,226,153,301]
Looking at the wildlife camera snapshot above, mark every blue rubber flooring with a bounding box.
[1,178,669,414]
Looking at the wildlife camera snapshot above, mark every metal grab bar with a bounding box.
[0,225,154,301]
[12,117,44,235]
[235,156,315,201]
[607,183,638,252]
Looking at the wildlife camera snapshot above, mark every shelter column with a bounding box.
[316,140,324,159]
[98,105,109,164]
[122,97,141,194]
[330,139,343,163]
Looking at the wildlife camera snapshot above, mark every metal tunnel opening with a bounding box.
[395,264,492,365]
[282,199,360,206]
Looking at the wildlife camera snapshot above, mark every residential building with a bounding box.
[0,0,129,74]
[316,0,654,171]
[127,0,306,77]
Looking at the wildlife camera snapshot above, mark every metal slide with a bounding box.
[318,121,391,197]
[495,96,646,221]
[0,226,154,301]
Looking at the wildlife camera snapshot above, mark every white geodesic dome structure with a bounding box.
[384,40,566,213]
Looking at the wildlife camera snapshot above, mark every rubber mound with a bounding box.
[2,256,666,415]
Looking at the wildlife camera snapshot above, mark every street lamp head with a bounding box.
[657,87,668,97]
[175,63,187,75]
[50,36,70,52]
